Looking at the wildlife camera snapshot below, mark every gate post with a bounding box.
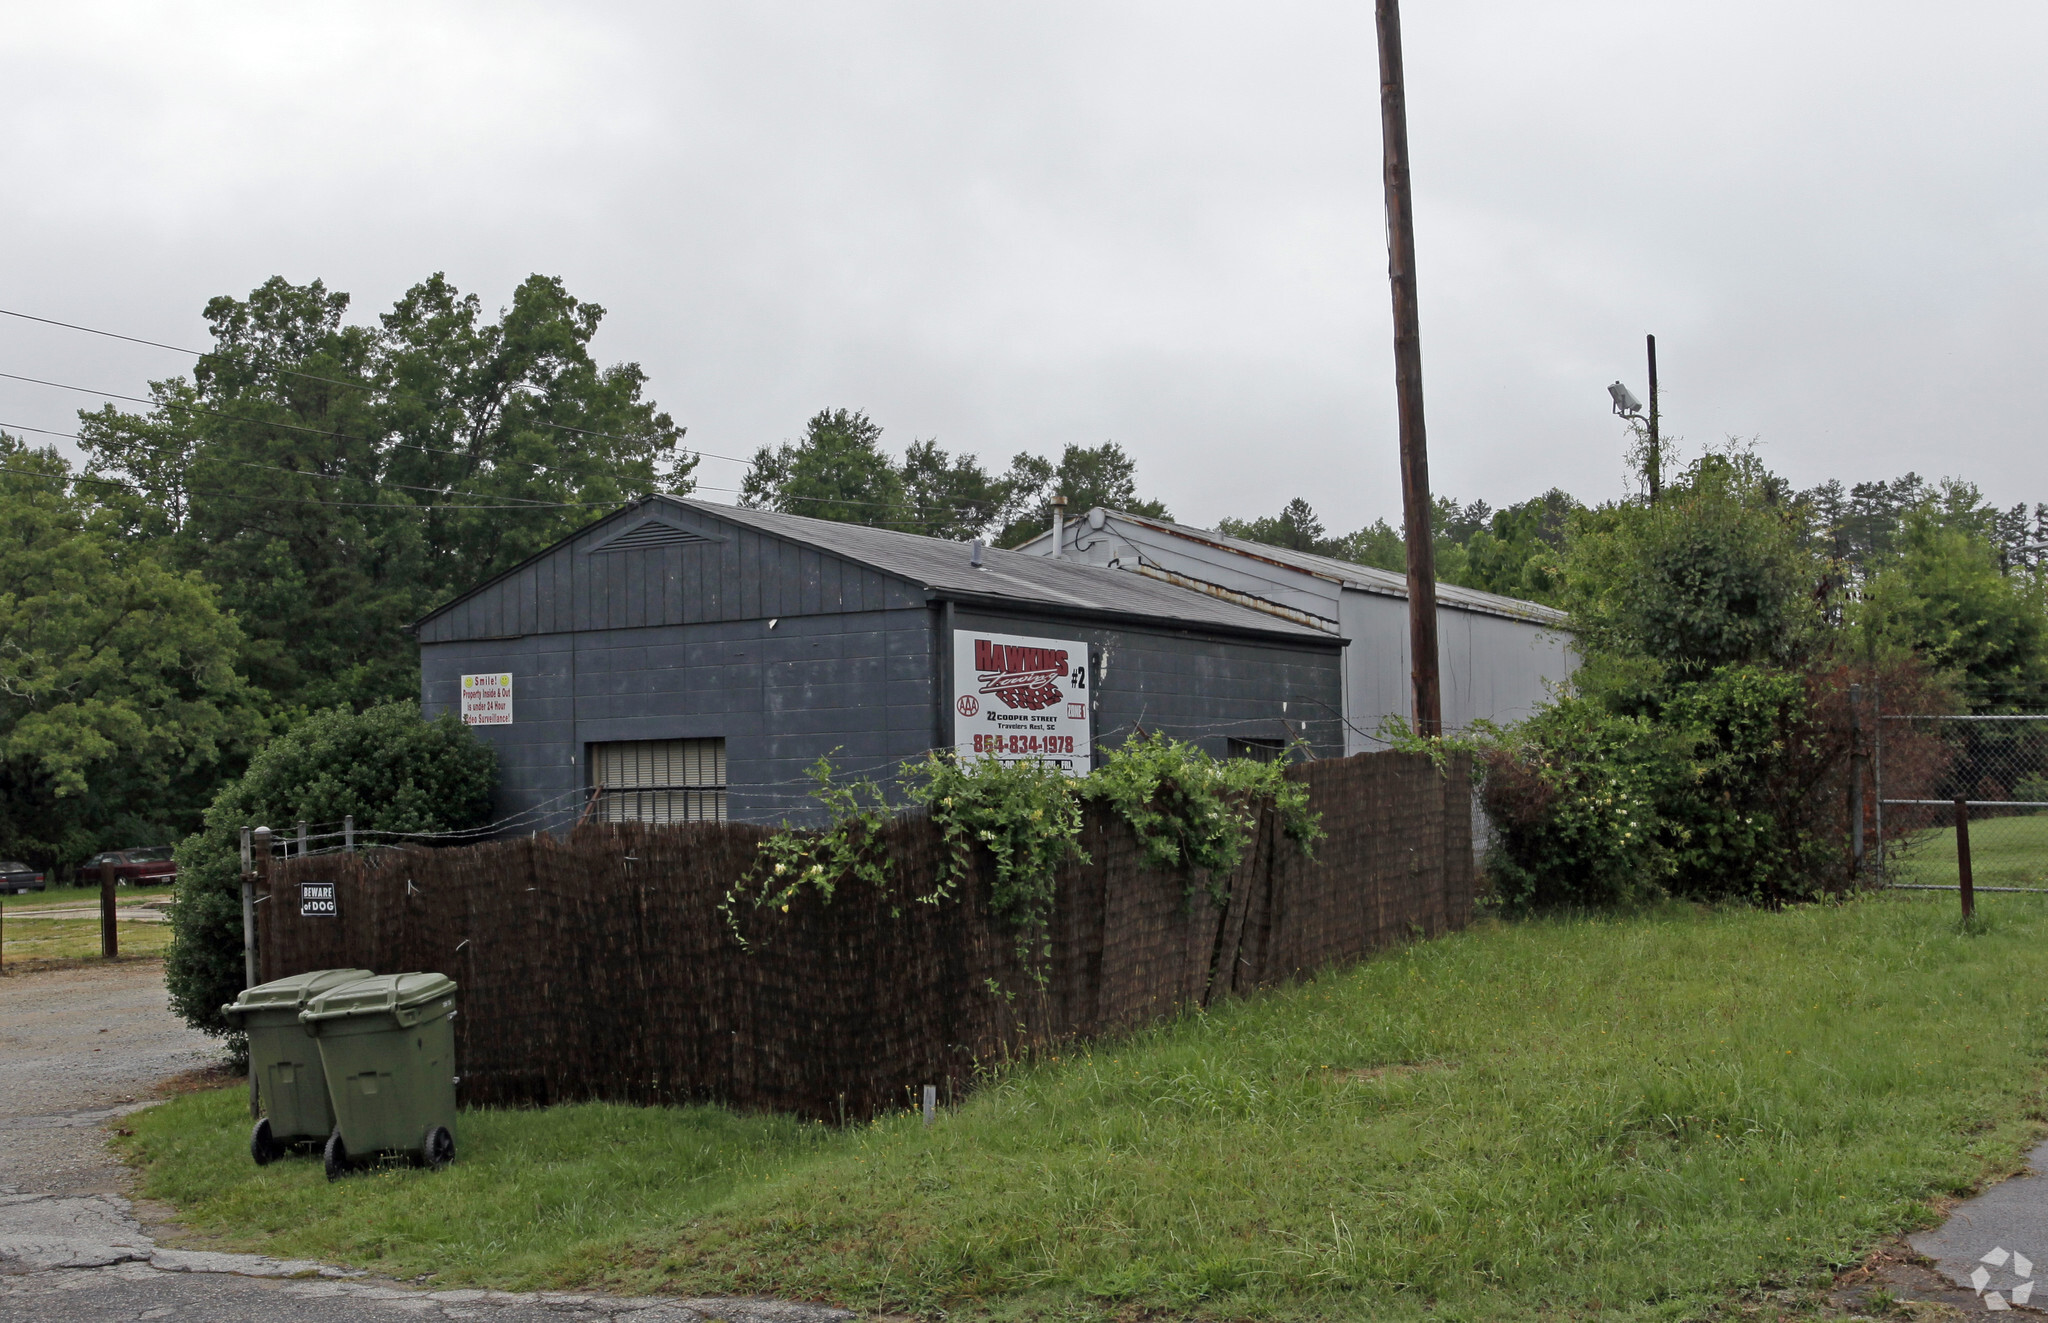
[1954,797,1974,920]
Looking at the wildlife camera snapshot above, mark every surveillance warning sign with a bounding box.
[953,630,1092,775]
[459,673,513,725]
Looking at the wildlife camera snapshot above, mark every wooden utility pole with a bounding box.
[1376,0,1442,735]
[1645,334,1662,503]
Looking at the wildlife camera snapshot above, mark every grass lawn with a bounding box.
[1890,814,2048,890]
[2,916,171,963]
[119,894,2048,1320]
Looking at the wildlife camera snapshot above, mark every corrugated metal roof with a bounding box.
[656,498,1338,642]
[1044,509,1570,627]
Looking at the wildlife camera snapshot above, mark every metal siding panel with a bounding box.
[664,544,685,625]
[678,544,699,623]
[759,540,784,618]
[603,546,624,630]
[740,532,762,620]
[571,541,591,632]
[822,555,843,611]
[535,553,556,635]
[702,539,723,620]
[773,542,798,617]
[800,550,823,615]
[623,547,646,630]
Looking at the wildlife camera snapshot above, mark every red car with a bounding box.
[82,847,178,886]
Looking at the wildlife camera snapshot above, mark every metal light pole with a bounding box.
[1644,334,1660,502]
[1376,0,1442,736]
[1607,334,1663,503]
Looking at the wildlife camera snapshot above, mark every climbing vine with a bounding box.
[721,753,893,945]
[729,737,1323,948]
[1084,733,1322,902]
[902,750,1088,971]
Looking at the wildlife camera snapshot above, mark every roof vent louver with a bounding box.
[595,520,718,553]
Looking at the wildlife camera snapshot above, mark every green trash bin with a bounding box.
[301,971,459,1180]
[222,968,374,1166]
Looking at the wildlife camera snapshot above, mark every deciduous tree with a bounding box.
[0,436,259,867]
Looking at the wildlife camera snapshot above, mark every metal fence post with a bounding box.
[1954,797,1974,920]
[297,820,308,858]
[246,825,269,1119]
[245,827,267,992]
[344,815,354,852]
[1849,683,1865,880]
[99,856,118,959]
[1872,683,1886,881]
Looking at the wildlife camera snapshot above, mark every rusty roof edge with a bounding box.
[1101,510,1570,628]
[1124,563,1342,635]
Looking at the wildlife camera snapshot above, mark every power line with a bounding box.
[0,442,629,512]
[5,358,1006,522]
[0,307,1017,520]
[0,303,718,463]
[0,366,687,470]
[0,418,1006,532]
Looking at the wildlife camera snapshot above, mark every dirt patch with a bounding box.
[1829,1239,2018,1317]
[154,1062,244,1098]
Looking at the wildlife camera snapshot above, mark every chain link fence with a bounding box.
[1878,713,2048,892]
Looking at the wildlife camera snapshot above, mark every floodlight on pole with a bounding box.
[1606,333,1663,502]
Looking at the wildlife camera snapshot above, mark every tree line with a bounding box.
[5,269,2041,886]
[0,274,1177,873]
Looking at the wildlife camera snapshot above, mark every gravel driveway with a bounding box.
[0,960,215,1198]
[0,961,854,1322]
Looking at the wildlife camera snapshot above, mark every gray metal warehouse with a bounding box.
[413,496,1345,830]
[1017,507,1574,755]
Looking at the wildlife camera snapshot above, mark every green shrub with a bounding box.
[1477,663,1856,908]
[166,701,496,1037]
[1475,697,1675,908]
[1464,453,1865,910]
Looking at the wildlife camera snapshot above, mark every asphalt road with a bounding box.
[0,962,853,1323]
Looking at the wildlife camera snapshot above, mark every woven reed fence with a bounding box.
[260,750,1474,1120]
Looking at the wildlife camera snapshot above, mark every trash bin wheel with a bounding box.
[418,1124,454,1171]
[250,1118,280,1166]
[323,1128,351,1182]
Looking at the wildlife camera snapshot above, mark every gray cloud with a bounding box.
[3,0,2042,530]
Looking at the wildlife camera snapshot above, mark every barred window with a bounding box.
[1227,737,1285,764]
[590,738,727,824]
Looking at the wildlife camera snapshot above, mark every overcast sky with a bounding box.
[4,1,2042,532]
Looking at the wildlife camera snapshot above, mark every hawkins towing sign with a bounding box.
[952,629,1092,775]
